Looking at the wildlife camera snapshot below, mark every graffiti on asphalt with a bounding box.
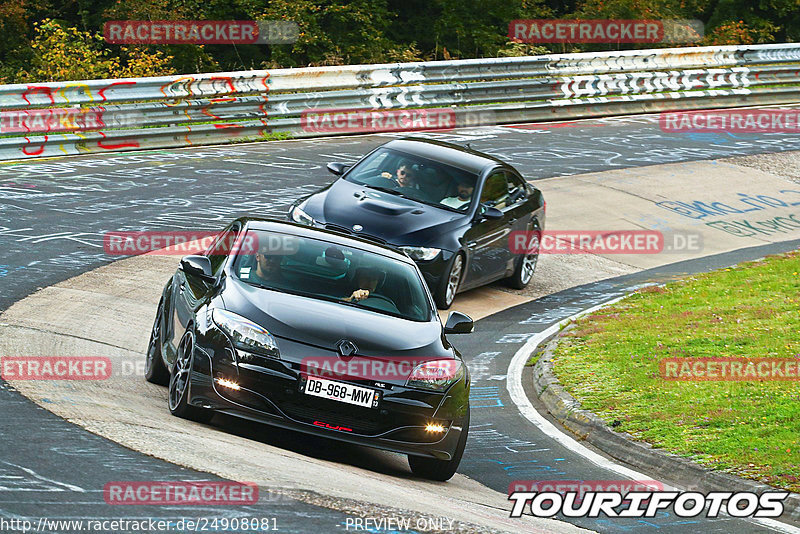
[656,190,800,219]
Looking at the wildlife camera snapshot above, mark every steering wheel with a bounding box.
[362,293,395,305]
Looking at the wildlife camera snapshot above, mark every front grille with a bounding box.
[278,398,386,434]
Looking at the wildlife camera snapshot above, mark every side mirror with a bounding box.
[479,205,504,220]
[180,255,215,282]
[444,311,474,334]
[327,162,350,176]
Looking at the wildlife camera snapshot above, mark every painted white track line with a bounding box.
[506,295,800,533]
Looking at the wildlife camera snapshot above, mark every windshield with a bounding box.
[344,148,478,212]
[232,229,432,322]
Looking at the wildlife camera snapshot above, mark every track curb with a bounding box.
[530,324,800,525]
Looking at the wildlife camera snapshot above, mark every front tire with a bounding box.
[434,253,464,310]
[145,300,170,386]
[168,329,213,424]
[408,410,469,481]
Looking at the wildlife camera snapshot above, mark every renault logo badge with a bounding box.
[336,340,358,358]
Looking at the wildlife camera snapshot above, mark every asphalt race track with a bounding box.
[2,114,800,533]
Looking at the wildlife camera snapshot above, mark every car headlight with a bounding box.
[399,246,441,261]
[290,204,315,226]
[212,309,280,358]
[406,359,463,391]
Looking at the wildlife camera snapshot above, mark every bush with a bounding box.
[20,19,175,82]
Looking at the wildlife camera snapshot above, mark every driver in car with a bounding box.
[381,160,418,189]
[249,248,286,285]
[344,267,383,302]
[440,176,474,209]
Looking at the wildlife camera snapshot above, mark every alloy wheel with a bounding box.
[145,308,161,376]
[520,234,539,285]
[169,331,194,411]
[446,255,463,306]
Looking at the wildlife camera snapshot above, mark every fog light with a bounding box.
[215,377,241,391]
[425,423,447,433]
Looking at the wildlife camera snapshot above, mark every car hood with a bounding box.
[304,179,465,246]
[223,278,449,358]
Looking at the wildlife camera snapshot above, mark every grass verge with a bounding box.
[550,250,800,492]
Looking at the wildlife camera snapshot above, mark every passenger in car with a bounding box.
[440,176,474,210]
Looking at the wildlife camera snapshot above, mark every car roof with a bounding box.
[237,218,416,264]
[380,138,506,174]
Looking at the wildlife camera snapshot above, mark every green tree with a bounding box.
[101,0,220,73]
[386,0,550,60]
[21,19,175,82]
[21,18,119,82]
[260,0,400,66]
[433,0,551,58]
[0,0,47,82]
[705,0,785,43]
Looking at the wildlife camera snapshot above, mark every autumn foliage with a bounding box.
[0,0,788,84]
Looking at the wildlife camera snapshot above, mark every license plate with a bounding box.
[303,376,379,408]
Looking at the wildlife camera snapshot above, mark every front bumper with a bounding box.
[187,330,469,460]
[413,250,455,296]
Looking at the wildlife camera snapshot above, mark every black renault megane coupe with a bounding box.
[145,218,473,480]
[288,138,545,308]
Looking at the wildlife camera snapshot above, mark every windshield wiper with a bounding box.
[368,185,405,196]
[247,280,357,306]
[245,280,286,293]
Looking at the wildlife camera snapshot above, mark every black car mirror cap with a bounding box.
[180,255,215,282]
[327,162,350,176]
[444,311,474,334]
[478,205,504,221]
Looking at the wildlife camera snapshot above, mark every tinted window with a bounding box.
[205,226,239,276]
[480,172,508,208]
[506,172,527,203]
[232,230,432,322]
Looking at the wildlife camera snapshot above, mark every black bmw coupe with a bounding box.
[288,139,545,308]
[145,218,473,481]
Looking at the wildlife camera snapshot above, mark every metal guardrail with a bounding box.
[1,43,800,161]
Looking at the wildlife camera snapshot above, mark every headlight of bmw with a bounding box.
[212,309,280,358]
[290,204,315,226]
[399,246,441,261]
